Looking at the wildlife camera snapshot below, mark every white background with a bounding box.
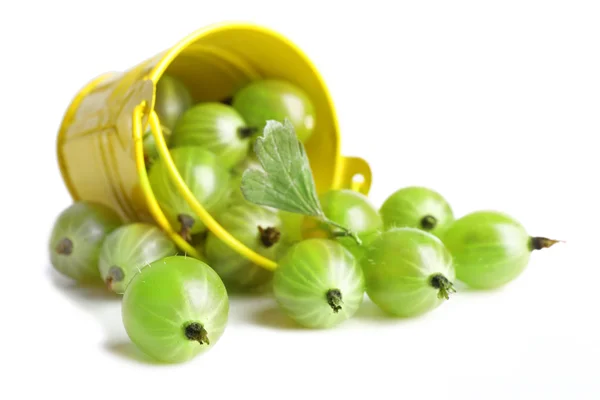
[1,1,599,399]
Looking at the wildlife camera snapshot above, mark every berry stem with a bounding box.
[184,322,210,345]
[420,215,437,231]
[324,218,362,246]
[55,238,73,255]
[177,214,195,243]
[530,237,562,251]
[106,266,125,289]
[258,226,281,248]
[238,126,258,139]
[429,274,456,300]
[326,289,343,313]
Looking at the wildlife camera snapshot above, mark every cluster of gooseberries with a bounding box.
[50,74,560,364]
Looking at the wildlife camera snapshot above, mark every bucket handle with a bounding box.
[132,104,279,271]
[336,156,372,195]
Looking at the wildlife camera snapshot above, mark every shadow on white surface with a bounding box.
[47,266,121,301]
[103,340,164,365]
[353,298,393,321]
[250,304,305,330]
[450,279,512,295]
[47,267,140,355]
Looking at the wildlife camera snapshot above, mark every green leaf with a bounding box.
[241,119,361,245]
[240,119,324,216]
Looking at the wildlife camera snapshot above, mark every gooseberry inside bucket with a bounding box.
[57,23,372,270]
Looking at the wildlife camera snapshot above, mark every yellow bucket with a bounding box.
[57,22,372,271]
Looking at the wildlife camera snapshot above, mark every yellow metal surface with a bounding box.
[132,105,201,259]
[57,22,372,269]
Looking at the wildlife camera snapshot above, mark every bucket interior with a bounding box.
[152,25,340,194]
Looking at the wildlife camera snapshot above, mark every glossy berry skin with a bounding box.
[227,174,245,206]
[380,186,454,238]
[154,74,193,130]
[122,256,229,364]
[148,146,230,240]
[362,228,456,318]
[49,202,122,282]
[232,79,316,143]
[273,239,365,329]
[227,158,264,206]
[442,211,537,289]
[302,189,382,259]
[205,203,284,291]
[279,211,304,244]
[98,223,177,294]
[171,103,252,169]
[231,156,263,176]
